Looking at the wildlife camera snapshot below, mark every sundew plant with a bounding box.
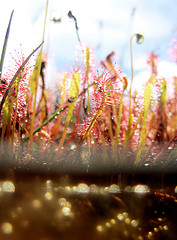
[0,4,177,172]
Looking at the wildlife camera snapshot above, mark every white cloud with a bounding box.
[132,60,177,92]
[0,0,177,86]
[158,60,177,79]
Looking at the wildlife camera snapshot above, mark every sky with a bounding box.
[0,0,177,90]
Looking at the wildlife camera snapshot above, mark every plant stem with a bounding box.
[23,106,68,142]
[126,33,144,145]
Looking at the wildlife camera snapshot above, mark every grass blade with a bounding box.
[0,10,14,80]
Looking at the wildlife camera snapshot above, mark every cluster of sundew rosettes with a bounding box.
[1,47,34,122]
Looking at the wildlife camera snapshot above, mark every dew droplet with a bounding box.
[96,225,104,232]
[70,144,76,150]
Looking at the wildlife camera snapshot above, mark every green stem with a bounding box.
[126,33,144,144]
[23,106,68,142]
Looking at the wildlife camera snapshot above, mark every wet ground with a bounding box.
[0,171,176,240]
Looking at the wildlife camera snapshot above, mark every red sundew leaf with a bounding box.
[77,70,124,145]
[0,41,44,115]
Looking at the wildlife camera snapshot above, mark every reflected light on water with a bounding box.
[124,186,133,192]
[0,177,174,239]
[45,192,53,200]
[147,231,153,239]
[137,236,143,240]
[123,212,128,218]
[96,225,104,232]
[105,222,111,228]
[124,217,131,224]
[72,186,78,192]
[163,225,168,230]
[61,207,72,216]
[89,184,99,193]
[1,222,13,234]
[58,198,66,206]
[110,219,116,224]
[46,180,52,190]
[131,219,139,227]
[117,213,124,221]
[77,183,89,193]
[108,184,120,193]
[32,199,41,208]
[58,198,71,208]
[154,227,159,232]
[0,181,15,192]
[133,184,150,194]
[64,186,72,192]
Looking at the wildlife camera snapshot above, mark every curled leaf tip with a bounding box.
[136,33,144,44]
[68,11,73,18]
[68,11,79,30]
[123,76,128,90]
